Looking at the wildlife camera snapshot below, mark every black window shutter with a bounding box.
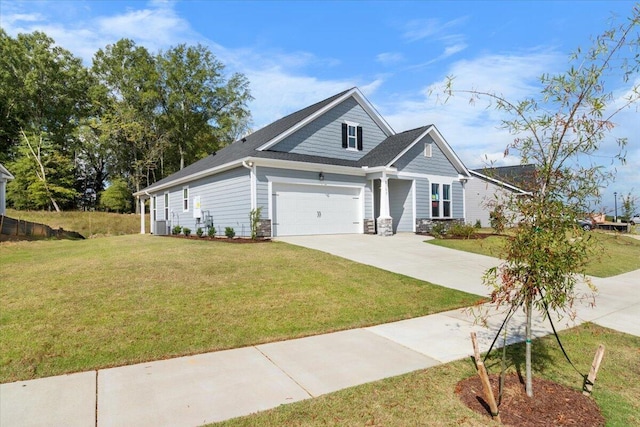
[342,123,348,148]
[357,126,363,150]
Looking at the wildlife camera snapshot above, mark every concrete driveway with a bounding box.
[277,233,500,297]
[277,233,640,336]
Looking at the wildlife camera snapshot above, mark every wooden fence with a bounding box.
[0,215,84,240]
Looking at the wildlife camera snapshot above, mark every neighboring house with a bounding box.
[465,165,533,227]
[0,163,15,216]
[134,88,472,237]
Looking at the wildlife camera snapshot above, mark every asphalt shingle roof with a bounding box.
[141,89,446,193]
[144,89,353,192]
[472,164,536,192]
[357,126,431,167]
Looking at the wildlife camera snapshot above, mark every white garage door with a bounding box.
[272,183,362,236]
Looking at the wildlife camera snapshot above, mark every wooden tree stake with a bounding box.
[471,331,481,363]
[583,344,605,396]
[471,332,501,423]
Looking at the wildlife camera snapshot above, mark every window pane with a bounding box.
[443,201,451,217]
[443,184,450,200]
[431,183,440,217]
[347,125,357,148]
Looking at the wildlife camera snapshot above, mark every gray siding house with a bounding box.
[465,166,532,227]
[135,88,472,237]
[0,163,14,216]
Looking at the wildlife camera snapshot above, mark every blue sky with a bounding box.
[1,0,638,213]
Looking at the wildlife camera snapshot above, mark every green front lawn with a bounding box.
[0,235,481,383]
[428,231,640,277]
[215,323,640,426]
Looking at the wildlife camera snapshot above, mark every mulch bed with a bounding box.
[417,232,501,240]
[163,235,271,243]
[456,373,604,426]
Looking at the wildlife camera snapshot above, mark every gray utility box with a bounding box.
[154,220,168,235]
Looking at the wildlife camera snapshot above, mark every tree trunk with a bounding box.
[22,130,61,212]
[525,299,533,397]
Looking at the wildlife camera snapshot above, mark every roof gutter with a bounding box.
[133,159,245,196]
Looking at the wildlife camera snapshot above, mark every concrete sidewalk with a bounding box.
[2,234,638,427]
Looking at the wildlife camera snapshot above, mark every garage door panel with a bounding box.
[273,183,361,236]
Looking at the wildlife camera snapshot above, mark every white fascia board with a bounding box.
[387,125,471,177]
[256,88,395,152]
[253,157,367,176]
[363,166,398,180]
[468,169,530,194]
[351,88,395,137]
[0,164,14,180]
[133,159,246,196]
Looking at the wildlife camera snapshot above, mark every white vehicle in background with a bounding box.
[630,215,640,225]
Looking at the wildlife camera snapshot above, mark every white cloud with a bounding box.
[242,67,379,129]
[379,51,562,168]
[1,1,198,63]
[402,16,468,42]
[443,43,467,57]
[376,52,404,65]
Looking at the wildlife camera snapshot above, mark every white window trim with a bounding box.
[164,192,169,220]
[152,196,157,221]
[431,182,453,219]
[182,186,189,212]
[424,142,432,157]
[442,183,452,218]
[345,120,359,150]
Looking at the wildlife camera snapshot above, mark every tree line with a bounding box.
[0,29,252,212]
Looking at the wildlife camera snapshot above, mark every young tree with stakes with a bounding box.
[440,6,640,397]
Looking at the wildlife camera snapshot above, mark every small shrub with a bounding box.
[224,227,235,238]
[490,205,506,234]
[208,226,216,238]
[249,206,263,240]
[196,227,204,237]
[183,227,191,237]
[448,223,476,239]
[474,219,482,229]
[172,225,182,235]
[431,222,447,238]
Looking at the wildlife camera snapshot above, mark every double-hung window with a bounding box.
[342,122,363,151]
[182,187,189,212]
[431,183,440,217]
[164,193,169,220]
[431,183,452,218]
[347,124,357,149]
[152,196,157,221]
[443,184,451,217]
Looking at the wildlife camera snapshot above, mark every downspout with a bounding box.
[242,161,257,211]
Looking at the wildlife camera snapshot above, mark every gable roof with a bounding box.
[470,164,535,194]
[136,88,470,195]
[256,87,394,151]
[359,125,471,177]
[139,89,357,193]
[358,126,429,167]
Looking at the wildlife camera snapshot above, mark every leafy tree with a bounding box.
[156,43,252,174]
[1,30,90,211]
[100,178,132,213]
[7,133,77,210]
[621,192,637,221]
[91,38,168,199]
[442,6,640,397]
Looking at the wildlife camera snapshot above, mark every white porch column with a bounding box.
[376,172,393,236]
[139,197,146,234]
[0,180,6,216]
[379,173,390,218]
